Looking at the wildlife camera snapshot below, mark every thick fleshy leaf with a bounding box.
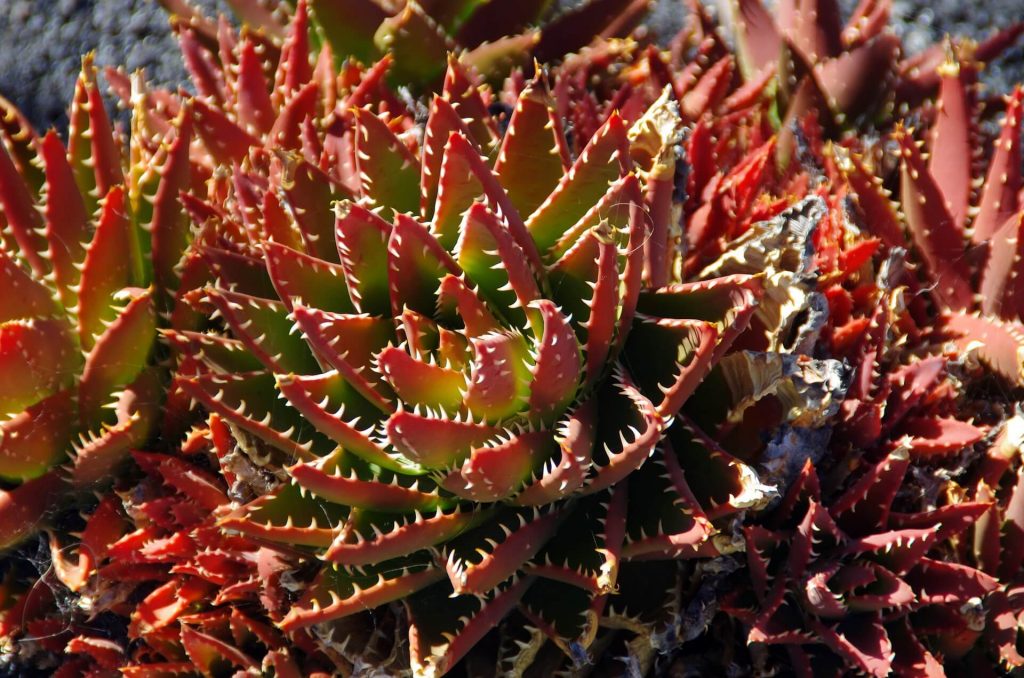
[180,371,332,461]
[78,187,136,350]
[623,316,718,417]
[0,472,64,550]
[385,407,497,469]
[309,0,385,65]
[900,416,985,457]
[421,95,477,222]
[220,483,343,548]
[373,2,451,88]
[463,331,533,423]
[190,287,318,373]
[407,577,532,678]
[78,290,157,429]
[326,506,488,566]
[0,389,74,482]
[946,312,1024,385]
[443,430,555,502]
[927,54,973,232]
[525,112,630,254]
[494,78,570,218]
[353,108,420,217]
[40,131,89,310]
[290,305,394,406]
[894,126,972,310]
[263,241,353,313]
[388,213,462,318]
[289,448,443,511]
[280,554,444,631]
[974,86,1023,243]
[0,318,78,418]
[0,248,58,324]
[275,370,401,471]
[335,201,392,316]
[980,211,1024,320]
[456,203,541,332]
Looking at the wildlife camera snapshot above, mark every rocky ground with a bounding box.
[0,0,1022,133]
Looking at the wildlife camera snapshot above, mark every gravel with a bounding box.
[0,0,1022,133]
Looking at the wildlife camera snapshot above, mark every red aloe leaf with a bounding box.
[219,483,341,548]
[622,447,713,559]
[289,448,443,511]
[190,286,318,374]
[309,0,384,66]
[899,416,985,457]
[438,131,544,271]
[278,155,347,263]
[192,96,258,166]
[443,430,555,502]
[730,0,782,77]
[682,55,735,119]
[272,0,312,104]
[181,624,257,676]
[636,274,764,364]
[420,95,476,222]
[178,26,226,105]
[494,77,571,219]
[78,187,136,350]
[290,305,395,409]
[987,587,1024,668]
[76,56,124,208]
[374,3,451,88]
[441,55,499,152]
[326,506,487,566]
[670,417,770,519]
[525,112,630,254]
[979,211,1024,320]
[283,555,444,631]
[147,111,194,300]
[999,469,1024,578]
[39,131,88,310]
[274,370,400,471]
[335,201,393,316]
[385,407,497,469]
[547,171,641,263]
[436,273,502,337]
[130,577,214,636]
[974,85,1023,243]
[927,54,974,232]
[777,0,842,62]
[377,346,466,413]
[267,82,319,152]
[78,289,157,429]
[811,616,893,678]
[904,558,1000,603]
[0,131,47,278]
[0,472,64,550]
[180,370,331,461]
[456,202,541,332]
[388,213,462,317]
[132,452,228,511]
[894,126,973,310]
[945,311,1024,385]
[0,391,73,481]
[514,397,597,505]
[583,371,663,494]
[830,450,909,536]
[534,0,641,62]
[455,0,548,46]
[0,95,43,192]
[407,578,532,678]
[236,39,275,136]
[816,34,899,124]
[623,316,719,418]
[526,299,582,420]
[833,146,905,248]
[847,527,938,574]
[66,636,125,669]
[446,507,562,594]
[842,0,891,48]
[463,331,533,423]
[70,368,161,487]
[262,241,354,313]
[353,107,420,218]
[889,501,989,545]
[0,248,58,324]
[0,318,77,418]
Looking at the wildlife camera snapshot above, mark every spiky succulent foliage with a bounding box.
[162,0,651,88]
[0,54,197,550]
[3,0,1024,676]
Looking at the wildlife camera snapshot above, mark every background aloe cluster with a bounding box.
[1,0,1024,676]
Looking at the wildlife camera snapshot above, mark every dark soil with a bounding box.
[0,1,1022,135]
